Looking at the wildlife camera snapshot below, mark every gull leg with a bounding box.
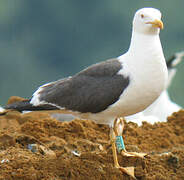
[110,125,136,179]
[114,117,146,158]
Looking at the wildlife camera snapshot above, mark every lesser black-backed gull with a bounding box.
[4,7,167,178]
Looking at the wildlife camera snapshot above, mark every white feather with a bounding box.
[0,106,5,113]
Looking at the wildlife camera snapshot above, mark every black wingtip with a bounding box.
[5,100,59,112]
[166,51,184,69]
[166,55,176,69]
[5,100,33,112]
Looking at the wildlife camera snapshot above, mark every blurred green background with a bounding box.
[0,0,184,106]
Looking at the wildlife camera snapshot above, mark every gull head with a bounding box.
[133,7,163,35]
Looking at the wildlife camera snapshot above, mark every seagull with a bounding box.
[126,51,184,126]
[4,7,167,178]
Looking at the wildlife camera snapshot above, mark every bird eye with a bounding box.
[141,14,144,18]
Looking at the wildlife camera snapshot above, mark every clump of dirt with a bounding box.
[0,96,184,180]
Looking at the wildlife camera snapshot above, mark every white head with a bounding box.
[133,7,163,35]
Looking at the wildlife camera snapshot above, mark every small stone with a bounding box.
[1,159,9,163]
[167,154,179,168]
[99,144,104,151]
[39,145,56,158]
[71,150,81,157]
[27,144,38,153]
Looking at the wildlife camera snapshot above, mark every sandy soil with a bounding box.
[0,96,184,180]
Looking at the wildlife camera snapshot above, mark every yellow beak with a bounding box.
[146,19,164,29]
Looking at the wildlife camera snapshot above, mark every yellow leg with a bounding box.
[110,126,136,179]
[114,117,147,158]
[110,127,121,168]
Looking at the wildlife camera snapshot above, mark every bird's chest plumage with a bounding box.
[114,55,168,116]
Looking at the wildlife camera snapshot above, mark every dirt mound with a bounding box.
[0,96,184,180]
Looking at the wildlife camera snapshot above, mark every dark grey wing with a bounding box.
[166,51,184,69]
[35,59,130,113]
[166,55,175,69]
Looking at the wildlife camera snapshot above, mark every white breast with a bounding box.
[113,32,168,117]
[114,53,168,116]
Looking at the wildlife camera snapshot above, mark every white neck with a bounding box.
[128,31,164,58]
[119,29,168,85]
